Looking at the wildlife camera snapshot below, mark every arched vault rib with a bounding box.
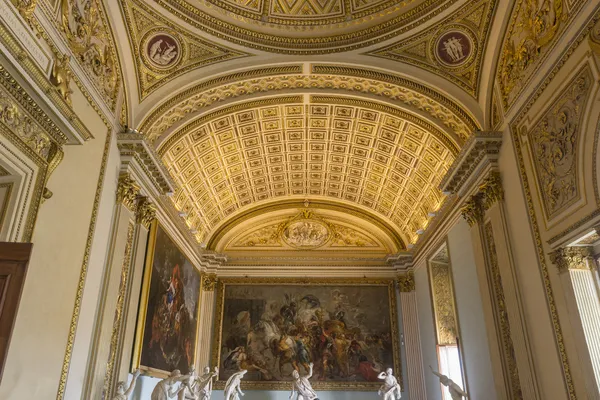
[138,64,481,146]
[158,95,458,245]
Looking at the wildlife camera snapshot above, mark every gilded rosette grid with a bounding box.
[162,99,455,243]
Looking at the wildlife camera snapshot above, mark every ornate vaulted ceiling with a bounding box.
[57,0,511,257]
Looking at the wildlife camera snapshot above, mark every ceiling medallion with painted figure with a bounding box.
[282,219,331,249]
[142,30,183,72]
[434,28,475,68]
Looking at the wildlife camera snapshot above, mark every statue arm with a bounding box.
[429,365,443,379]
[377,372,387,379]
[125,370,141,397]
[306,363,314,379]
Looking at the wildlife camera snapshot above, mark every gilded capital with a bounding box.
[397,272,415,292]
[116,174,140,210]
[480,171,504,211]
[549,247,593,273]
[202,274,218,291]
[136,197,156,228]
[12,0,37,22]
[461,194,484,227]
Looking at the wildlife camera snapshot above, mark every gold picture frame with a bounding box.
[132,221,202,378]
[211,277,401,391]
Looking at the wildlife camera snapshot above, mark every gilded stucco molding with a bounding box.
[116,173,140,211]
[136,197,156,228]
[11,0,36,24]
[155,0,460,53]
[428,261,458,345]
[120,0,250,100]
[483,222,523,399]
[397,272,415,292]
[201,273,217,291]
[479,171,504,211]
[497,0,586,109]
[141,67,478,144]
[367,0,497,97]
[549,247,594,274]
[440,131,502,196]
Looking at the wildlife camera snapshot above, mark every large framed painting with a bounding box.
[133,222,201,377]
[212,278,400,390]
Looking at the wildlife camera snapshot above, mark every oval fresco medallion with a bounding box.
[143,32,182,70]
[435,30,473,67]
[282,220,330,249]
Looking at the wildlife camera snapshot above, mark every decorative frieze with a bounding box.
[397,272,415,292]
[116,174,140,211]
[201,274,217,291]
[135,197,156,228]
[549,247,593,274]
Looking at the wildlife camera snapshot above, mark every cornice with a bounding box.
[440,131,503,196]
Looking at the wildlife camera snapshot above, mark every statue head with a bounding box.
[190,365,196,374]
[170,369,181,377]
[292,370,300,379]
[439,374,450,386]
[204,366,211,374]
[386,368,393,375]
[116,382,126,394]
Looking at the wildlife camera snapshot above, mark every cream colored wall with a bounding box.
[446,219,496,400]
[0,85,111,398]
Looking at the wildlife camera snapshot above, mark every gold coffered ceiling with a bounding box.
[160,95,456,246]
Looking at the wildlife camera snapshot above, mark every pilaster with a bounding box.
[197,273,218,369]
[398,272,427,400]
[442,132,540,399]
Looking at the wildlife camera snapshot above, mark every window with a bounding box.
[438,345,465,400]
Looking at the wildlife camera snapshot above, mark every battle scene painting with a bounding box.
[135,224,201,376]
[213,280,399,390]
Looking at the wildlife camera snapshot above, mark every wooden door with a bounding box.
[0,242,31,382]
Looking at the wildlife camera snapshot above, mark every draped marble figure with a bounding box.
[289,363,318,400]
[151,370,186,400]
[377,368,401,400]
[224,369,247,400]
[430,366,468,400]
[111,369,140,400]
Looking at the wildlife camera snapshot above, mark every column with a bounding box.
[398,272,427,400]
[550,247,600,394]
[197,274,217,369]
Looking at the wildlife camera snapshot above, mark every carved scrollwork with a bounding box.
[461,193,484,227]
[479,171,504,210]
[397,272,415,292]
[549,246,593,273]
[136,197,156,228]
[11,0,37,22]
[49,54,73,106]
[116,174,140,211]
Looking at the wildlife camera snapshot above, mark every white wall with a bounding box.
[447,219,496,400]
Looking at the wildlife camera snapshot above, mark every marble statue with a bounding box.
[429,366,468,400]
[197,367,218,400]
[151,369,186,400]
[289,363,318,400]
[176,375,199,400]
[377,368,401,400]
[111,369,141,400]
[224,369,247,400]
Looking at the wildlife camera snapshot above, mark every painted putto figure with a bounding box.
[111,369,140,400]
[430,366,468,400]
[289,362,318,400]
[377,368,401,399]
[224,369,247,400]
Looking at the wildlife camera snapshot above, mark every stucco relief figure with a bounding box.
[151,370,186,400]
[148,38,179,67]
[111,369,140,400]
[283,221,329,248]
[442,37,465,62]
[430,366,468,400]
[224,369,247,400]
[197,366,219,399]
[289,363,318,400]
[377,368,401,399]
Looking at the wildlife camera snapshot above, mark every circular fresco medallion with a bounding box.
[143,32,182,70]
[435,30,473,67]
[282,220,330,249]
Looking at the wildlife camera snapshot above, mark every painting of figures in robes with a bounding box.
[212,278,400,390]
[133,223,201,377]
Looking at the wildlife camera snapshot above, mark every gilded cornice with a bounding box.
[155,0,461,53]
[549,247,593,274]
[367,0,497,97]
[140,66,478,144]
[116,173,140,211]
[497,0,586,109]
[397,272,415,292]
[136,197,156,228]
[117,130,176,196]
[161,96,455,244]
[120,0,251,100]
[440,131,502,196]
